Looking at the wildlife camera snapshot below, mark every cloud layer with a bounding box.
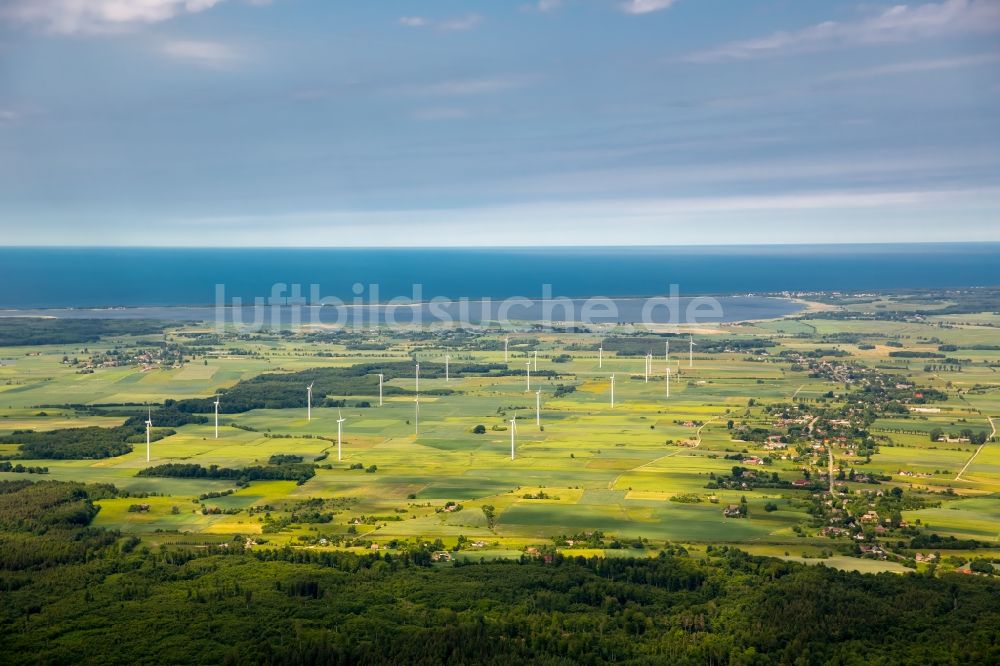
[683,0,1000,62]
[3,0,227,34]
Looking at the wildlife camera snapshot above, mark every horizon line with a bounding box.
[2,240,1000,250]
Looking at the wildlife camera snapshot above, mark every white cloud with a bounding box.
[160,39,240,67]
[620,0,678,15]
[825,52,1000,80]
[0,109,20,123]
[439,14,483,31]
[534,0,563,12]
[683,0,1000,63]
[399,14,483,32]
[2,0,229,35]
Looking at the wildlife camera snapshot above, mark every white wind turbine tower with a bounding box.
[377,373,384,407]
[213,397,220,439]
[306,382,314,421]
[415,363,420,436]
[510,412,518,460]
[533,350,538,372]
[610,374,616,409]
[535,389,541,429]
[504,336,509,363]
[336,409,345,462]
[145,409,153,463]
[599,343,603,369]
[665,340,669,363]
[689,335,694,368]
[665,367,671,398]
[525,361,531,392]
[445,354,451,382]
[644,352,651,383]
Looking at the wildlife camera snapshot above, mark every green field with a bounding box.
[2,299,999,570]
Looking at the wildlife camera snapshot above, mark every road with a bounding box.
[828,443,836,495]
[955,416,997,482]
[608,415,720,490]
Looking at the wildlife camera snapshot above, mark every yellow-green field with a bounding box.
[2,303,998,571]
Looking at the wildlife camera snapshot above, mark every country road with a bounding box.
[955,416,997,482]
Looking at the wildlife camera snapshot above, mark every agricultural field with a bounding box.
[1,293,998,574]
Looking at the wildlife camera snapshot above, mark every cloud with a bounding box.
[2,0,229,35]
[439,15,484,31]
[160,39,241,67]
[400,77,530,97]
[398,16,428,27]
[620,0,678,15]
[534,0,563,12]
[682,0,1000,63]
[825,52,1000,80]
[155,186,1000,247]
[0,109,20,123]
[399,14,483,32]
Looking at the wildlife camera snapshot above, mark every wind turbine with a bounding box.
[415,364,420,436]
[525,361,531,392]
[306,382,314,421]
[213,397,220,439]
[665,367,671,398]
[510,412,518,460]
[145,409,153,463]
[445,354,450,382]
[377,373,384,407]
[533,350,538,372]
[535,389,541,429]
[336,409,345,461]
[610,374,616,409]
[644,352,651,383]
[415,363,420,394]
[665,339,669,363]
[504,336,509,363]
[599,343,603,369]
[689,335,694,368]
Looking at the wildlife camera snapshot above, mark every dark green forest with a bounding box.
[1,480,998,665]
[0,318,173,346]
[0,408,207,460]
[171,362,558,414]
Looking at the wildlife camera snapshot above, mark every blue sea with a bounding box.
[0,245,997,317]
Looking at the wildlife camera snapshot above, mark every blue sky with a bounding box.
[1,0,998,246]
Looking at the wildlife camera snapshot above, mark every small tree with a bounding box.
[482,505,497,530]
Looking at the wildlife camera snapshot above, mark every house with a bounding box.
[860,511,880,524]
[792,479,811,487]
[431,551,452,562]
[723,504,743,518]
[859,544,885,559]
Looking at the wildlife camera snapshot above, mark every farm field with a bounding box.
[1,294,999,572]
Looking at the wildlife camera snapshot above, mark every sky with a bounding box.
[0,0,999,246]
